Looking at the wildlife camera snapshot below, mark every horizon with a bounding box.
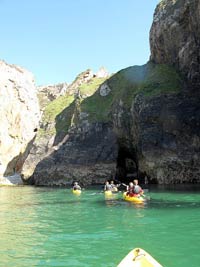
[0,0,160,86]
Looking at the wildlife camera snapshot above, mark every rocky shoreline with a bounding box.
[0,174,23,186]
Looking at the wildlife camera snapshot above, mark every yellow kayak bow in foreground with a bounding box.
[117,248,163,267]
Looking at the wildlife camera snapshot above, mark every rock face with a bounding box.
[21,0,200,185]
[24,122,117,186]
[144,0,200,182]
[37,83,68,110]
[22,69,113,186]
[96,67,109,78]
[130,92,200,184]
[150,0,200,89]
[0,60,40,184]
[107,62,199,184]
[23,60,199,186]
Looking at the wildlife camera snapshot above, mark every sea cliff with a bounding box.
[0,60,40,185]
[1,0,200,185]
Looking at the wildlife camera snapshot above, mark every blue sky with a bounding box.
[1,0,159,85]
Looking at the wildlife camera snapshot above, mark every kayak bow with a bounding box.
[117,247,163,267]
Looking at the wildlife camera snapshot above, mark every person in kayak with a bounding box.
[126,182,135,196]
[110,180,119,192]
[126,179,143,197]
[73,182,81,191]
[133,179,143,195]
[104,180,112,191]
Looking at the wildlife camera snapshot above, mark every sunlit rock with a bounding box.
[0,60,40,184]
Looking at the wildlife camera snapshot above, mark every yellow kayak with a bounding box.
[72,189,81,195]
[104,190,113,197]
[123,192,144,203]
[117,248,163,267]
[104,190,120,200]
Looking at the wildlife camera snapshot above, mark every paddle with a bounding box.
[121,183,128,188]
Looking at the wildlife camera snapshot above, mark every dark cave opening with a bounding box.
[115,146,150,185]
[115,146,139,184]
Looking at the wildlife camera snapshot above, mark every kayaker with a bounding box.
[126,182,135,197]
[110,180,118,192]
[133,179,143,194]
[73,182,81,191]
[126,180,143,197]
[104,180,112,191]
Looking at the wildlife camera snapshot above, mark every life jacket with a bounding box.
[127,186,134,195]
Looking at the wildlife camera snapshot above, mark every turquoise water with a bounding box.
[0,185,200,267]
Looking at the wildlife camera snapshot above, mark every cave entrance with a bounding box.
[115,146,138,184]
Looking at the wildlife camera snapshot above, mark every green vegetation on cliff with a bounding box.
[81,90,113,122]
[79,77,108,96]
[80,62,182,122]
[38,94,74,136]
[140,62,182,96]
[38,62,182,136]
[38,76,108,137]
[44,94,74,122]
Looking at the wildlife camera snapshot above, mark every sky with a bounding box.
[0,0,160,86]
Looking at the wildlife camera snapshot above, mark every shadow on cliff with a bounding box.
[4,135,37,178]
[28,63,172,185]
[53,100,76,146]
[52,79,140,184]
[26,90,118,186]
[28,61,200,185]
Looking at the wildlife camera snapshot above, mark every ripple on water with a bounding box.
[0,186,200,267]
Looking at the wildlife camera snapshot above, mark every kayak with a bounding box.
[104,190,113,197]
[117,248,163,267]
[123,192,144,203]
[72,189,81,195]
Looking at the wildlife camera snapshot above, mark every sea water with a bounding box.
[0,185,200,267]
